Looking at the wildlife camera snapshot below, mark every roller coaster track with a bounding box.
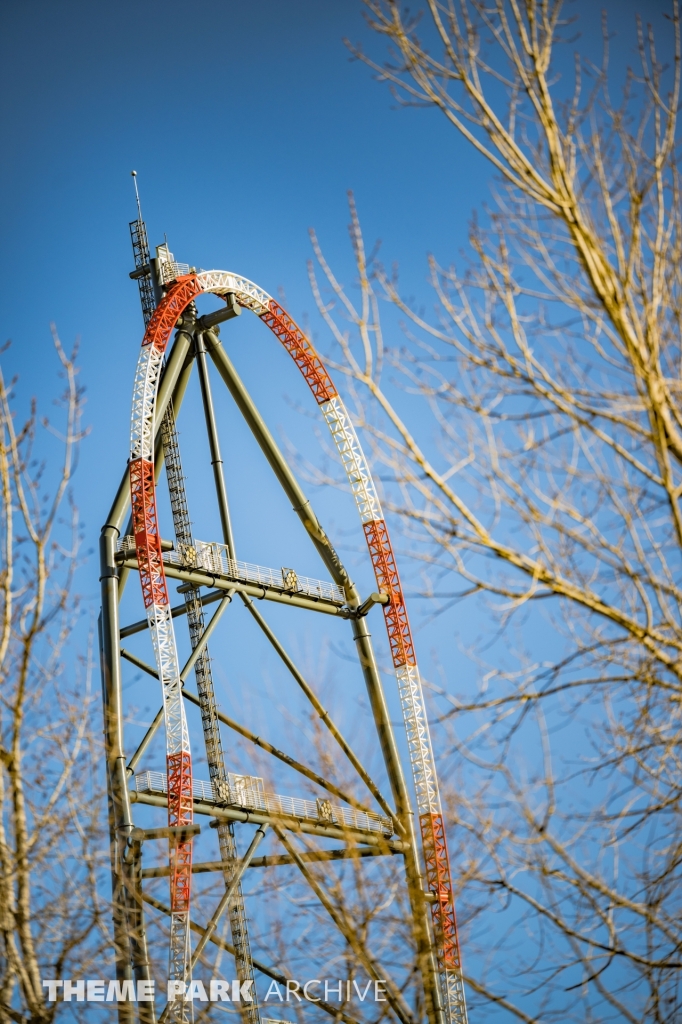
[126,265,469,1024]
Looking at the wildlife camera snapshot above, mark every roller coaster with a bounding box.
[98,184,468,1024]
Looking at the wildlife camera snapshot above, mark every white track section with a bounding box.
[320,397,383,523]
[169,917,191,1023]
[317,397,440,816]
[169,914,190,973]
[148,604,190,756]
[196,271,270,315]
[131,344,164,461]
[397,664,439,816]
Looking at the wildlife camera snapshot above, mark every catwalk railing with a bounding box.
[118,537,346,606]
[134,770,394,838]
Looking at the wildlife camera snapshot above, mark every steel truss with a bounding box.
[99,248,469,1024]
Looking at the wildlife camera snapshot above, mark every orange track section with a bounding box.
[363,519,415,668]
[168,751,194,914]
[420,812,463,972]
[144,275,203,352]
[260,300,338,404]
[130,458,167,609]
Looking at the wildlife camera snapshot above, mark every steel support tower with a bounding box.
[99,213,469,1024]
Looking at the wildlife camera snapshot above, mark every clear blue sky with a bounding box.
[0,0,673,1000]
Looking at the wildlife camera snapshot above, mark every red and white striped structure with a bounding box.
[129,270,468,1024]
[129,277,202,1018]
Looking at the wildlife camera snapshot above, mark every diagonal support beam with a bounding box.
[127,707,164,776]
[182,688,380,817]
[273,826,415,1024]
[119,645,377,817]
[190,823,269,970]
[195,329,237,558]
[204,329,354,592]
[240,594,402,833]
[178,591,233,682]
[121,586,241,638]
[120,593,213,639]
[121,647,158,679]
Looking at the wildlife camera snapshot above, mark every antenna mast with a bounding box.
[129,172,156,326]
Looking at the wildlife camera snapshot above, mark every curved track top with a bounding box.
[129,270,468,1024]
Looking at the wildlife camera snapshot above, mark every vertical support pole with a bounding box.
[99,533,136,1024]
[128,836,157,1024]
[195,329,235,557]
